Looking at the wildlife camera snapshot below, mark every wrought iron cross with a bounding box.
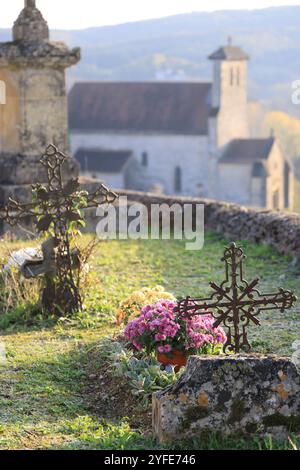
[1,144,117,314]
[177,242,296,354]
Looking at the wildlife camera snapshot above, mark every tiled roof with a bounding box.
[208,45,249,61]
[69,82,212,135]
[220,138,275,164]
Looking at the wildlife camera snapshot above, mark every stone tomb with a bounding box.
[153,354,300,443]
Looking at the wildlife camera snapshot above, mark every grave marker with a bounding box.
[1,144,117,314]
[177,242,296,353]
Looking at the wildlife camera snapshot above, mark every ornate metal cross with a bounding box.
[1,144,117,314]
[177,242,296,354]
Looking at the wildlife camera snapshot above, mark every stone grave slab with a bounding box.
[153,354,300,443]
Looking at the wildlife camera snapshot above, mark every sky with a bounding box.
[1,0,300,30]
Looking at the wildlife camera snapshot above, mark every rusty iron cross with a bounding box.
[177,242,296,354]
[3,145,117,229]
[1,144,117,314]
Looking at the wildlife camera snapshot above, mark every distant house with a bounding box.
[218,138,293,209]
[69,40,294,210]
[75,148,134,189]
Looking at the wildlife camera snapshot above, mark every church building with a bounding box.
[69,42,294,210]
[0,2,294,211]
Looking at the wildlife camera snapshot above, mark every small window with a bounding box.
[142,152,148,167]
[284,162,290,209]
[272,190,280,210]
[236,68,240,87]
[174,166,182,193]
[230,68,234,86]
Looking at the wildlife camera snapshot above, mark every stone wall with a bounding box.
[117,189,300,257]
[2,186,300,257]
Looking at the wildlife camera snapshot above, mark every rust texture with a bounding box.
[177,242,297,353]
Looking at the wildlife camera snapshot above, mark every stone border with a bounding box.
[2,186,300,257]
[118,189,300,258]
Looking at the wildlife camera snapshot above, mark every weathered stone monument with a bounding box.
[0,1,80,229]
[153,243,299,443]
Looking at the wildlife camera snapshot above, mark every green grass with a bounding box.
[0,232,300,450]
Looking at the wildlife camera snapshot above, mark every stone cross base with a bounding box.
[153,355,300,444]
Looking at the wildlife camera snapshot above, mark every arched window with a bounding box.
[236,67,240,86]
[272,190,280,210]
[0,80,6,105]
[174,166,182,193]
[142,152,148,167]
[230,68,234,86]
[284,162,290,209]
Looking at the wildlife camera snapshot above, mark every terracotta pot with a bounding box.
[157,349,188,372]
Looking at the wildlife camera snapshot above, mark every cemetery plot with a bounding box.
[0,234,299,450]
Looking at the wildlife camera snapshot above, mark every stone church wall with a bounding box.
[82,170,125,190]
[70,132,209,197]
[265,142,285,210]
[217,163,253,206]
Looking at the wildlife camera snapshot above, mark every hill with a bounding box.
[1,6,300,116]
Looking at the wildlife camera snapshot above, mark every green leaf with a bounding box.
[65,210,82,222]
[36,186,49,201]
[36,215,53,232]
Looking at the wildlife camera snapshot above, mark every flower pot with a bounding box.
[157,349,188,372]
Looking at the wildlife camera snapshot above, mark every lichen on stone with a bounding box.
[262,412,300,431]
[153,354,300,444]
[181,405,210,431]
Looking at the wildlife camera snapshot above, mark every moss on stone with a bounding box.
[215,403,226,413]
[262,413,300,431]
[245,422,259,433]
[181,405,210,431]
[227,400,246,425]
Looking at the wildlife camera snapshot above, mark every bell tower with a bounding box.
[0,1,80,194]
[209,38,249,148]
